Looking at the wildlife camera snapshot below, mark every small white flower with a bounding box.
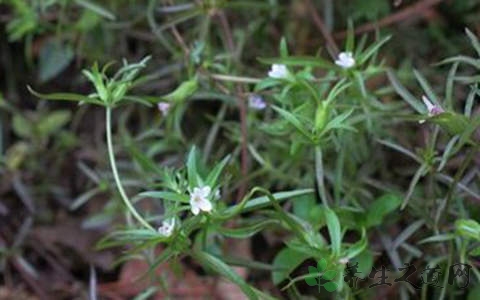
[268,64,288,79]
[419,95,444,123]
[214,189,221,200]
[158,218,175,237]
[157,102,171,116]
[189,186,213,215]
[248,94,267,110]
[335,52,355,69]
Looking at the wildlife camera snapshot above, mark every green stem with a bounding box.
[209,74,261,84]
[438,241,453,300]
[106,107,154,231]
[202,218,208,250]
[435,144,478,228]
[315,146,329,208]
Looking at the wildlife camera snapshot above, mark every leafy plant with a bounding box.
[2,1,480,299]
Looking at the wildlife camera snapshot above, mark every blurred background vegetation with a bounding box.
[1,0,480,299]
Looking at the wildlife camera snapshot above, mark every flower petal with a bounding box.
[422,96,434,111]
[268,64,288,79]
[335,52,355,69]
[199,186,211,198]
[339,52,348,60]
[248,94,266,110]
[158,224,172,236]
[157,102,171,116]
[198,198,212,212]
[191,204,200,215]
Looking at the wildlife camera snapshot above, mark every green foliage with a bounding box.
[2,1,480,299]
[364,193,402,228]
[456,219,480,241]
[272,248,310,285]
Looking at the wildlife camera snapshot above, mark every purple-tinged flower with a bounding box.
[157,102,171,116]
[248,94,267,110]
[419,96,444,123]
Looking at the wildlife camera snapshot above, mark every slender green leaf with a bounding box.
[358,35,391,65]
[192,251,258,299]
[413,69,440,106]
[345,20,354,52]
[217,219,280,239]
[365,193,402,228]
[402,163,429,209]
[75,0,115,20]
[272,106,312,140]
[27,86,103,105]
[429,112,470,136]
[344,233,368,259]
[418,234,454,244]
[206,155,230,186]
[456,219,480,240]
[258,56,335,68]
[387,70,424,113]
[137,191,189,203]
[324,208,341,256]
[187,147,201,187]
[392,220,425,249]
[224,189,314,214]
[438,56,480,68]
[272,248,310,285]
[466,28,480,57]
[280,37,289,57]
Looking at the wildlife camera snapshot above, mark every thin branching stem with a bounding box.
[106,107,154,231]
[315,146,329,208]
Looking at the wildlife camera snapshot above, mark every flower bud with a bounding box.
[315,102,329,132]
[165,78,198,103]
